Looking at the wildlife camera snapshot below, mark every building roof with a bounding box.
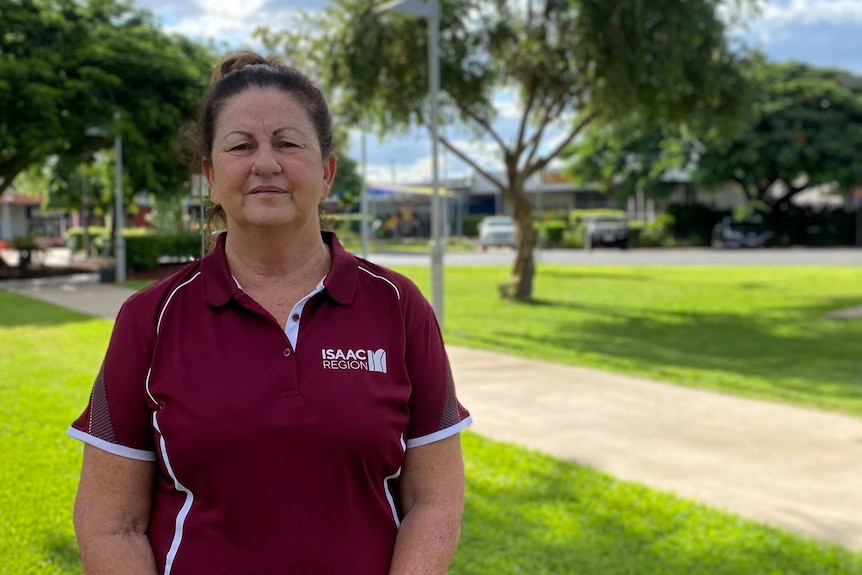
[2,193,42,206]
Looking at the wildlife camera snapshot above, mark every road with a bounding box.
[17,245,861,272]
[366,246,862,267]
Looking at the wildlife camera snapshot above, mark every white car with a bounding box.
[478,215,517,251]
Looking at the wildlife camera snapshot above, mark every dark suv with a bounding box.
[585,216,629,249]
[711,217,774,249]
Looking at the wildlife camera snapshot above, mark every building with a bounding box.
[0,194,69,244]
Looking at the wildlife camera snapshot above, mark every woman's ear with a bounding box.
[202,160,217,204]
[320,154,338,201]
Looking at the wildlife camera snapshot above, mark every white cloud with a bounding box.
[136,0,313,49]
[754,0,862,42]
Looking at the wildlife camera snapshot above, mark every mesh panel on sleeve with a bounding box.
[88,365,117,442]
[438,361,462,430]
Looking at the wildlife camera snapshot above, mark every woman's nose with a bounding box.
[252,145,282,176]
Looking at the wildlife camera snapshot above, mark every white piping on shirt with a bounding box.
[358,266,401,300]
[383,434,407,528]
[144,271,201,573]
[154,414,194,575]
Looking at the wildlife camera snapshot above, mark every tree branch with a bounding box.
[438,134,507,191]
[731,177,753,201]
[514,79,539,158]
[519,86,579,171]
[458,106,510,153]
[528,110,600,177]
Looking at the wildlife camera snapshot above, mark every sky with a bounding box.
[134,0,862,184]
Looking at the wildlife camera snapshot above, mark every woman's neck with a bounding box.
[223,226,330,284]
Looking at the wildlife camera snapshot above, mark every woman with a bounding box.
[69,52,472,574]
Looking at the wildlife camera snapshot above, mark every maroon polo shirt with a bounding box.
[69,232,472,575]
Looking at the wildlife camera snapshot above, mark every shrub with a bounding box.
[540,220,568,248]
[463,215,485,237]
[568,208,627,228]
[65,227,110,255]
[664,203,727,246]
[124,231,202,272]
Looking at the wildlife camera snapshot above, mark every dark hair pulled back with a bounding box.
[199,51,334,162]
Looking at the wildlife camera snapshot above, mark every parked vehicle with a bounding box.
[585,216,628,249]
[478,215,517,251]
[711,217,774,249]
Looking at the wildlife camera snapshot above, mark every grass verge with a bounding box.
[1,289,861,573]
[395,265,862,418]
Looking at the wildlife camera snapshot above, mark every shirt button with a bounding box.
[292,314,300,322]
[283,348,292,357]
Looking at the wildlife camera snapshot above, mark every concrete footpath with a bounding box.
[5,281,862,551]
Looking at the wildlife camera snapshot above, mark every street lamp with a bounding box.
[375,0,444,329]
[85,111,125,283]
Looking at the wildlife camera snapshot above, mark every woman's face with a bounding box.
[203,87,336,232]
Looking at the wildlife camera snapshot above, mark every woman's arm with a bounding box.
[73,444,159,574]
[389,434,466,575]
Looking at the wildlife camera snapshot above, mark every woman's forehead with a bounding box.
[217,87,311,134]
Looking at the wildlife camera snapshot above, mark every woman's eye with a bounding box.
[278,141,299,149]
[229,143,252,152]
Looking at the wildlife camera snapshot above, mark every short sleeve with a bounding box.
[404,306,472,448]
[68,301,157,461]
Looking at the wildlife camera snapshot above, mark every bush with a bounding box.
[664,203,727,246]
[540,220,568,248]
[628,216,676,248]
[568,208,626,228]
[124,231,202,272]
[66,227,110,255]
[463,215,485,237]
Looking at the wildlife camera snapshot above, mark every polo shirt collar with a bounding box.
[321,231,357,305]
[201,231,358,308]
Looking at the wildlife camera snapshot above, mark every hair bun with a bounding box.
[212,51,282,81]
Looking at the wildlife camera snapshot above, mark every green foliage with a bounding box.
[463,215,485,237]
[568,208,627,227]
[0,0,215,201]
[330,153,364,211]
[65,226,110,255]
[539,220,568,247]
[627,218,676,247]
[696,61,862,206]
[664,203,728,246]
[575,0,755,129]
[124,232,201,272]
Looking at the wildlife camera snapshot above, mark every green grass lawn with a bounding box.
[2,288,862,573]
[390,265,862,418]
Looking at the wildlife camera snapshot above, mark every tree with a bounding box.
[696,62,862,209]
[563,117,699,206]
[571,61,862,214]
[258,0,755,301]
[0,0,214,203]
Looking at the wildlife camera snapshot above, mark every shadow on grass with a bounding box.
[43,533,81,573]
[0,291,93,327]
[452,433,862,575]
[463,294,862,415]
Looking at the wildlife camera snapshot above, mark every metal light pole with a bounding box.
[375,0,444,328]
[360,131,369,259]
[113,111,126,283]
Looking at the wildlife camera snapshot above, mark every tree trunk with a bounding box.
[501,198,537,302]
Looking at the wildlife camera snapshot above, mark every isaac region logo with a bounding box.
[321,348,388,373]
